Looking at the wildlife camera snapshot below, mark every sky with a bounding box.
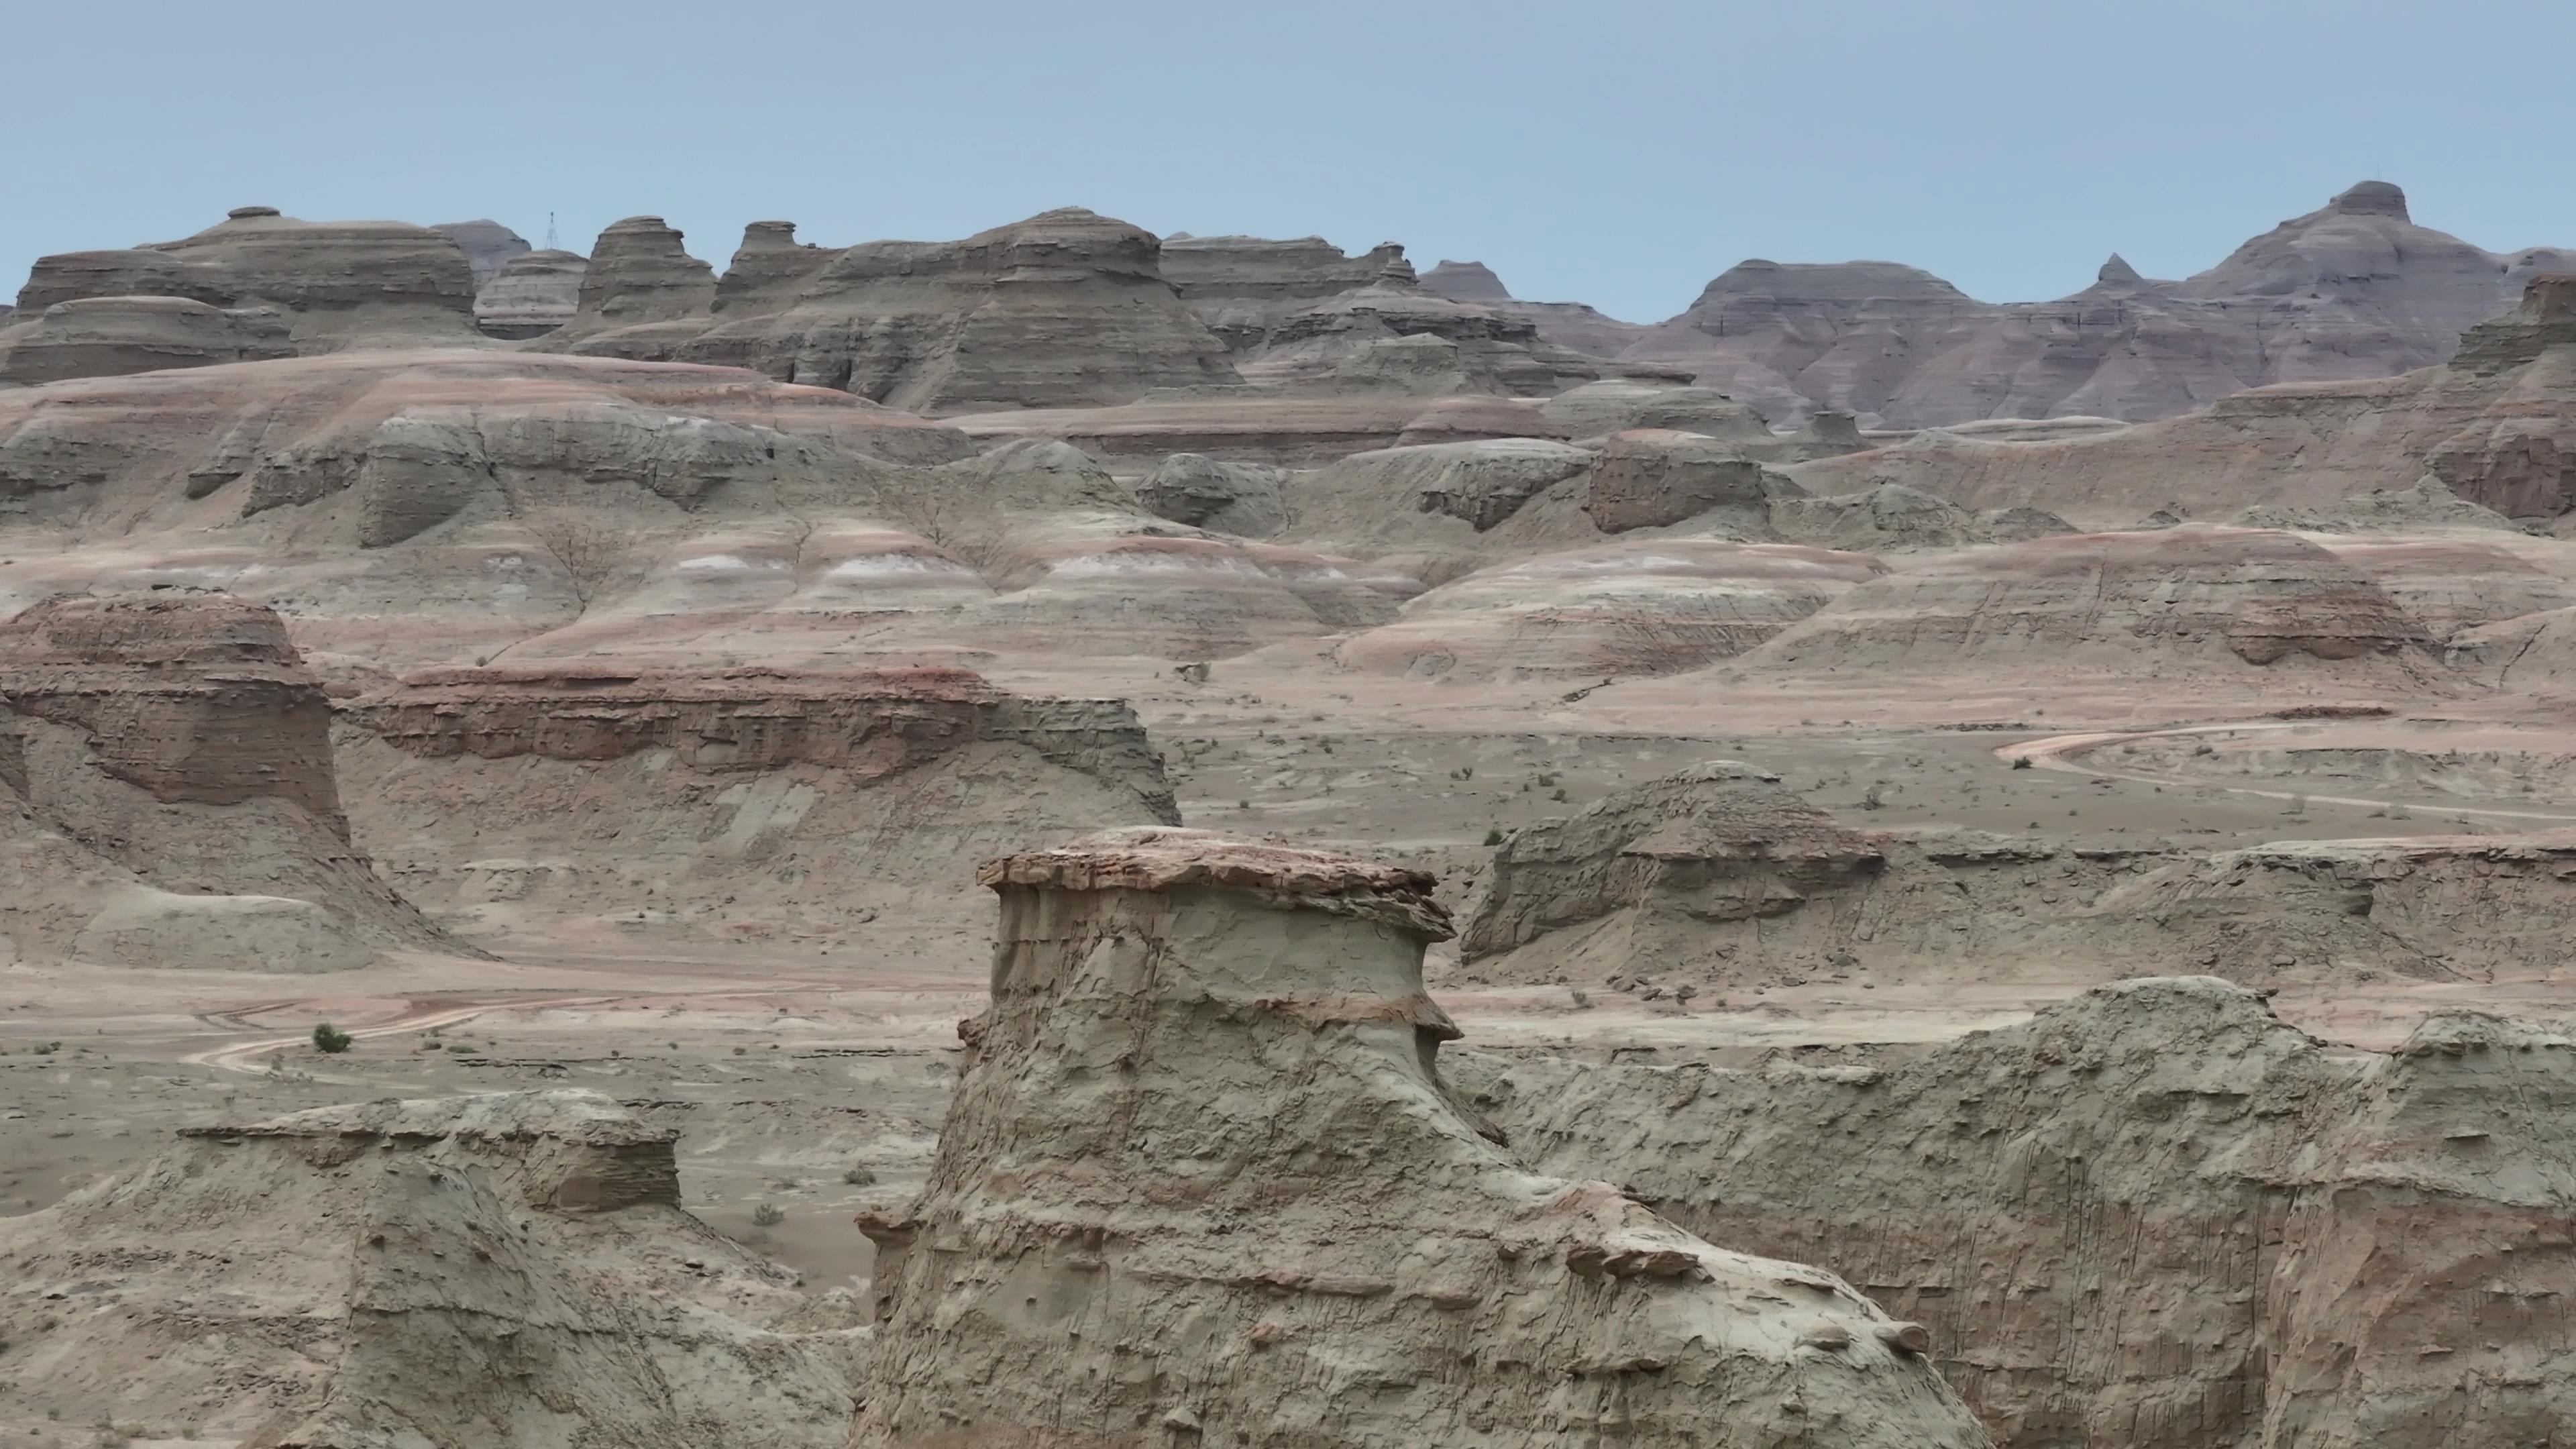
[6,0,2571,323]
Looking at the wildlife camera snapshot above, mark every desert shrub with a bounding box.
[751,1203,786,1228]
[842,1165,877,1186]
[2010,756,2033,770]
[311,1023,354,1055]
[1481,827,1506,846]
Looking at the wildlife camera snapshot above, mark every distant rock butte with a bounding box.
[1610,182,2576,427]
[853,827,1990,1448]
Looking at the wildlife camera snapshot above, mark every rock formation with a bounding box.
[1135,451,1290,536]
[601,209,1244,415]
[560,215,718,338]
[1613,182,2576,427]
[2312,537,2576,640]
[1750,525,2445,684]
[429,217,532,284]
[0,294,294,385]
[0,350,971,540]
[1770,482,2074,551]
[1458,763,2576,987]
[1160,233,1412,345]
[852,828,1990,1448]
[472,247,586,338]
[332,665,1181,943]
[1457,977,2576,1449]
[947,392,1564,466]
[1334,543,1887,680]
[1582,429,1783,533]
[0,1090,857,1442]
[1417,259,1652,360]
[0,591,457,969]
[1417,258,1511,301]
[3,206,484,372]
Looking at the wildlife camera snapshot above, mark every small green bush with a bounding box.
[311,1024,354,1055]
[751,1203,786,1228]
[1481,827,1506,846]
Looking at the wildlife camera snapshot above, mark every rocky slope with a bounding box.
[853,828,1990,1448]
[429,217,531,285]
[1614,182,2576,427]
[0,1090,859,1443]
[0,591,456,969]
[332,664,1180,947]
[1,206,484,378]
[1747,525,2447,688]
[1457,977,2576,1449]
[473,246,586,338]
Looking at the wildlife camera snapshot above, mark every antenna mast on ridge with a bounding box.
[545,211,557,250]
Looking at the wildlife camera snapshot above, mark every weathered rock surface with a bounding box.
[658,209,1242,413]
[2447,604,2576,687]
[852,828,1990,1448]
[332,665,1181,944]
[1583,429,1782,534]
[0,350,971,539]
[0,1090,857,1443]
[473,247,586,338]
[0,294,295,385]
[1751,525,2445,684]
[4,206,483,370]
[2312,537,2576,640]
[0,591,457,968]
[559,215,718,337]
[949,392,1564,465]
[1336,543,1886,680]
[1617,183,2576,427]
[1770,482,2074,551]
[1458,763,2576,986]
[1458,977,2576,1449]
[1418,259,1652,360]
[1136,451,1290,536]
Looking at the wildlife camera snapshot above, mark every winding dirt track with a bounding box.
[182,994,627,1074]
[1997,722,2576,825]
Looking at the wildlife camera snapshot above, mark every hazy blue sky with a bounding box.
[8,0,2570,322]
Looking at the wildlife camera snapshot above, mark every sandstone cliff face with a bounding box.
[853,828,1990,1449]
[1458,977,2576,1449]
[564,215,718,334]
[3,205,484,370]
[0,1090,857,1444]
[428,218,531,285]
[0,294,295,385]
[1616,183,2574,428]
[0,592,458,968]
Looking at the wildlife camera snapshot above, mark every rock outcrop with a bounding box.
[0,1090,857,1443]
[1458,978,2576,1449]
[561,215,718,336]
[1750,525,2445,684]
[3,206,483,371]
[648,209,1242,414]
[1770,482,2074,551]
[1417,259,1653,360]
[1336,542,1887,679]
[852,828,1990,1448]
[472,247,586,338]
[2312,537,2576,640]
[1135,451,1290,536]
[1613,182,2576,427]
[331,665,1181,945]
[0,591,457,968]
[0,294,294,385]
[1582,429,1782,533]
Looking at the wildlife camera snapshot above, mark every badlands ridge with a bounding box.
[1,181,2575,1447]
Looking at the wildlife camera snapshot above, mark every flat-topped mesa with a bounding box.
[569,215,717,330]
[2451,271,2576,373]
[714,219,839,315]
[341,663,1180,822]
[2329,178,2410,219]
[855,827,1989,1448]
[1419,258,1513,302]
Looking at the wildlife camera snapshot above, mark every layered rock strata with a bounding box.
[0,591,457,968]
[1458,978,2576,1449]
[852,828,1990,1448]
[0,1091,856,1443]
[473,247,586,338]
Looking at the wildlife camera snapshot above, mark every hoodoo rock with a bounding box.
[428,217,532,284]
[0,591,458,968]
[1458,977,2576,1449]
[561,215,718,335]
[853,828,1990,1449]
[3,207,483,369]
[0,1091,856,1442]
